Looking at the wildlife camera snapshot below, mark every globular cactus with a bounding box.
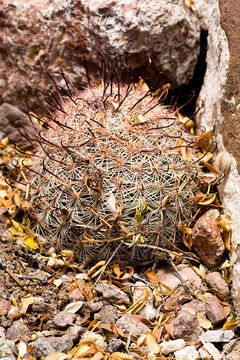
[21,78,204,263]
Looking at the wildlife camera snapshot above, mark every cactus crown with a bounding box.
[21,79,207,263]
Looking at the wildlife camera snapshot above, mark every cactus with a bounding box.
[22,79,204,263]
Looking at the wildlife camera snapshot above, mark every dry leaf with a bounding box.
[110,353,133,360]
[124,288,148,315]
[222,315,240,330]
[64,301,83,314]
[197,312,213,330]
[146,333,160,354]
[44,353,68,360]
[145,270,159,288]
[21,294,34,314]
[88,261,106,278]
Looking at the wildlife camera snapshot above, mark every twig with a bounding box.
[94,242,122,286]
[0,259,25,288]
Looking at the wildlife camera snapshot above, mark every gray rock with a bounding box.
[95,283,130,305]
[53,311,76,328]
[108,338,125,353]
[116,313,150,339]
[5,320,29,342]
[95,304,118,324]
[200,330,235,343]
[35,335,73,359]
[0,327,16,360]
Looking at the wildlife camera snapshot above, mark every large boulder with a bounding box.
[0,0,200,110]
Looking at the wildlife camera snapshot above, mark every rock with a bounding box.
[35,335,73,359]
[171,310,202,341]
[65,325,83,342]
[68,288,85,302]
[160,339,186,355]
[157,264,204,302]
[53,311,76,328]
[81,301,108,315]
[192,209,225,269]
[0,299,11,316]
[182,299,206,316]
[174,345,199,360]
[95,283,130,305]
[108,338,125,353]
[32,299,56,314]
[206,271,229,300]
[205,296,227,325]
[223,338,240,360]
[202,343,222,360]
[0,326,16,359]
[198,346,211,359]
[6,320,29,342]
[82,331,107,351]
[0,103,31,144]
[95,304,118,324]
[116,313,150,339]
[200,330,235,343]
[0,1,200,110]
[7,306,23,320]
[162,296,180,312]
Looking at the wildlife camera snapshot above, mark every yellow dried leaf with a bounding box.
[88,260,106,278]
[83,172,91,193]
[23,235,39,250]
[222,315,240,330]
[135,208,144,224]
[146,333,160,354]
[176,138,191,160]
[197,312,213,330]
[145,270,159,288]
[124,288,148,314]
[192,264,206,281]
[220,259,232,269]
[197,151,213,163]
[110,353,133,360]
[203,161,219,175]
[21,294,34,314]
[218,215,232,232]
[195,131,213,152]
[182,223,193,249]
[44,353,68,360]
[223,230,232,252]
[159,282,177,295]
[191,193,217,205]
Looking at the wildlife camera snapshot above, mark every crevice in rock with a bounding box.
[164,28,208,118]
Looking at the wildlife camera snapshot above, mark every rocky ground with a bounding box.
[0,207,240,360]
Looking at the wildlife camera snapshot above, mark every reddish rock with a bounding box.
[116,313,150,339]
[163,297,181,312]
[206,271,229,300]
[157,264,205,302]
[53,311,76,328]
[205,296,227,326]
[0,299,11,316]
[182,299,206,317]
[68,288,85,302]
[171,310,202,341]
[192,209,225,269]
[95,283,130,305]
